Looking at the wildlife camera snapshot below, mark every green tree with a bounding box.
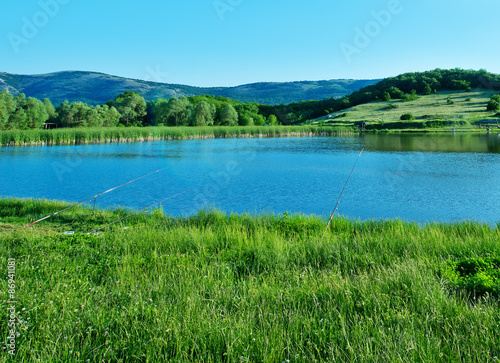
[24,97,49,129]
[68,102,89,128]
[43,98,57,123]
[450,79,471,91]
[55,101,73,127]
[340,98,350,109]
[97,105,121,127]
[253,114,266,126]
[151,99,170,126]
[191,101,215,126]
[402,90,418,102]
[167,97,193,126]
[486,99,500,111]
[111,91,147,126]
[238,114,254,126]
[56,101,92,128]
[383,92,391,102]
[422,83,432,95]
[7,94,31,129]
[7,107,27,129]
[220,105,238,126]
[486,94,500,111]
[0,91,16,130]
[236,103,261,126]
[267,114,278,126]
[387,86,404,99]
[85,107,101,127]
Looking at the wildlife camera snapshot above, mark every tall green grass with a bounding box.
[1,198,499,362]
[0,126,356,146]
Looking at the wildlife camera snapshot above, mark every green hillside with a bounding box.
[309,89,499,129]
[261,69,500,124]
[0,71,378,106]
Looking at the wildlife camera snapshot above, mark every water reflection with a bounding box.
[359,133,500,153]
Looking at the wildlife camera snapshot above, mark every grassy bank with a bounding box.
[1,198,499,362]
[0,125,355,147]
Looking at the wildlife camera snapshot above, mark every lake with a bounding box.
[1,133,500,225]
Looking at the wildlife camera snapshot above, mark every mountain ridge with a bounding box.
[0,70,379,106]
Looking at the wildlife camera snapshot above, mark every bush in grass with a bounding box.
[400,113,415,121]
[385,103,398,110]
[442,257,500,299]
[402,90,418,102]
[487,99,500,112]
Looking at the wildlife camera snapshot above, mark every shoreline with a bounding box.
[0,126,357,147]
[1,196,497,228]
[1,125,498,147]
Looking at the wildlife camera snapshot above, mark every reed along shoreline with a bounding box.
[0,125,357,146]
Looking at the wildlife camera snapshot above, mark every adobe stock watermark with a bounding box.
[6,258,17,356]
[191,160,243,212]
[191,145,256,213]
[383,134,441,192]
[52,148,84,183]
[384,153,426,192]
[213,0,243,21]
[7,0,71,54]
[143,65,170,83]
[340,0,406,64]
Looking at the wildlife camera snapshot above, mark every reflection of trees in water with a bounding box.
[361,134,500,154]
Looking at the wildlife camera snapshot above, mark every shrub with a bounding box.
[400,113,415,121]
[402,90,418,102]
[442,257,500,299]
[487,99,500,111]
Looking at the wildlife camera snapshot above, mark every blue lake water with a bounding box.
[1,133,500,225]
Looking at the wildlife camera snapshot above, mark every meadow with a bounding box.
[1,198,499,362]
[311,89,500,131]
[0,126,354,147]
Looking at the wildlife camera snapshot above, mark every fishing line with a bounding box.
[24,168,166,227]
[86,190,188,235]
[321,148,364,241]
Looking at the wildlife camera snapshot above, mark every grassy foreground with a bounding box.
[1,198,500,362]
[0,125,354,147]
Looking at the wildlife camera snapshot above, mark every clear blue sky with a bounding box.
[1,0,499,87]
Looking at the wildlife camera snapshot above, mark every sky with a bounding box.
[1,0,500,87]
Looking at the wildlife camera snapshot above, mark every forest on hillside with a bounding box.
[1,69,499,130]
[260,69,500,122]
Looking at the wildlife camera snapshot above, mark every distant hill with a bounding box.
[0,71,379,106]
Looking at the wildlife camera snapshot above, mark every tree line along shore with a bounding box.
[1,69,500,133]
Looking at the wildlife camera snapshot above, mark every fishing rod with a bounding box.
[24,168,166,228]
[321,148,364,241]
[86,190,187,235]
